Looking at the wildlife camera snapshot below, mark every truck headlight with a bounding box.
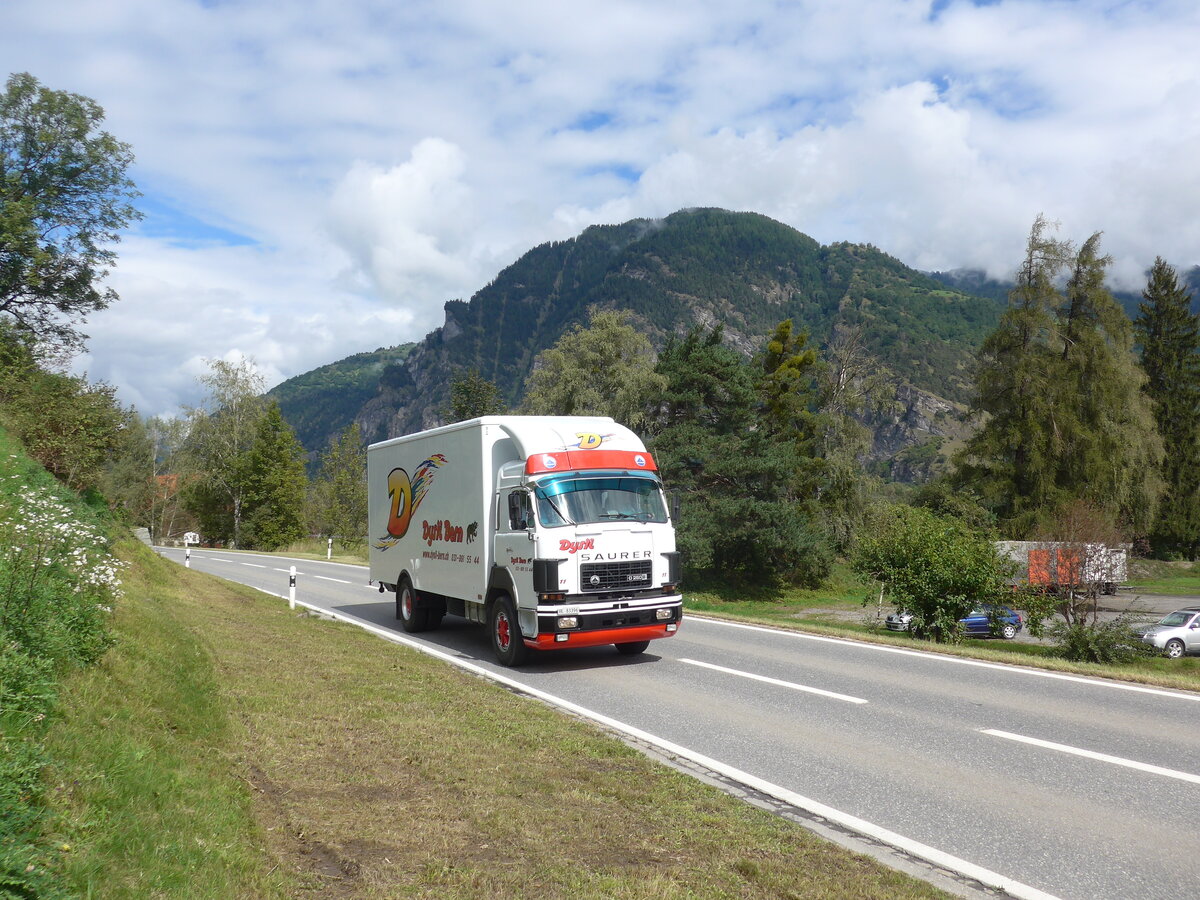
[656,608,673,621]
[556,616,578,629]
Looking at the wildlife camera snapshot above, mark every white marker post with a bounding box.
[327,537,333,560]
[289,566,297,610]
[185,546,190,568]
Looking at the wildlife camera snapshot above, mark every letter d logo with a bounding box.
[577,432,603,450]
[386,468,415,538]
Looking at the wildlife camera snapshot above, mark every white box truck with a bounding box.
[367,416,683,665]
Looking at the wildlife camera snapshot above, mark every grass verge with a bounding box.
[1125,557,1200,595]
[44,540,951,899]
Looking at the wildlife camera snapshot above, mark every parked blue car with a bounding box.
[885,604,1023,639]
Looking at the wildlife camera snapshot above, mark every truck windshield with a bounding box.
[534,475,669,527]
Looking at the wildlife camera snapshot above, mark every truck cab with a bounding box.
[494,453,682,661]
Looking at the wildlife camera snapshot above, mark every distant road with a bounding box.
[161,547,1200,900]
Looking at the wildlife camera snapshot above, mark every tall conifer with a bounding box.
[1135,258,1200,556]
[956,219,1162,535]
[1054,234,1161,534]
[955,216,1073,529]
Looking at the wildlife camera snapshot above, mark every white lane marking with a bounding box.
[680,658,868,704]
[242,563,267,568]
[157,547,369,572]
[265,596,1057,900]
[982,729,1200,785]
[315,575,351,584]
[691,616,1200,703]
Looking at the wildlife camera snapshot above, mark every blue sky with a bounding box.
[4,0,1199,417]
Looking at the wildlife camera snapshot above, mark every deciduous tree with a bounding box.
[444,368,506,423]
[852,504,1012,643]
[520,308,666,430]
[1,72,141,351]
[182,357,267,547]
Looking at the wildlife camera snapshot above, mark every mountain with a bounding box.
[276,208,1008,476]
[267,345,414,455]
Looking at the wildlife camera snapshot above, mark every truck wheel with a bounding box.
[615,640,650,656]
[489,594,528,666]
[396,576,428,633]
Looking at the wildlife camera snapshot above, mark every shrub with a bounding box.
[1048,612,1155,664]
[852,503,1012,642]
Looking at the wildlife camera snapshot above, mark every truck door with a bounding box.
[495,489,536,622]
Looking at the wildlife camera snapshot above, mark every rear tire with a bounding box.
[1165,638,1186,659]
[615,640,650,656]
[1000,623,1017,640]
[489,594,528,666]
[396,576,429,633]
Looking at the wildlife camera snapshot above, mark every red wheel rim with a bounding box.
[496,612,511,650]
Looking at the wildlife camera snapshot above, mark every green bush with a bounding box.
[1048,612,1155,664]
[852,503,1012,642]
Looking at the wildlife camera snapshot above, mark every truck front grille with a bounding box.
[580,559,653,592]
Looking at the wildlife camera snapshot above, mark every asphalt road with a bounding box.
[161,547,1200,900]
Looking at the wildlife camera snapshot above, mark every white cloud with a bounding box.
[328,139,483,309]
[2,0,1199,416]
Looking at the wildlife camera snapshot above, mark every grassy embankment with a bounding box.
[43,536,950,898]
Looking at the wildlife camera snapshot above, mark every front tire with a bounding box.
[489,594,528,666]
[396,576,429,633]
[1165,638,1186,659]
[615,640,650,656]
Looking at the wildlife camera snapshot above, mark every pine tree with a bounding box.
[311,422,368,549]
[955,219,1162,535]
[955,216,1074,529]
[1135,258,1200,556]
[241,402,308,551]
[1053,234,1161,535]
[649,325,832,586]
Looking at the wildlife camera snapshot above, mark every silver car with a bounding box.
[1136,607,1200,659]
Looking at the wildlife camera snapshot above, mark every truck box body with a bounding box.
[368,416,682,663]
[995,541,1127,594]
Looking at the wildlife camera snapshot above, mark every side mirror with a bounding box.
[507,492,528,530]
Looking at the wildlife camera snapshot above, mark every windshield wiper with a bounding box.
[542,494,574,525]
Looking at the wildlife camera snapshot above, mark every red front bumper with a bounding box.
[523,622,679,650]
